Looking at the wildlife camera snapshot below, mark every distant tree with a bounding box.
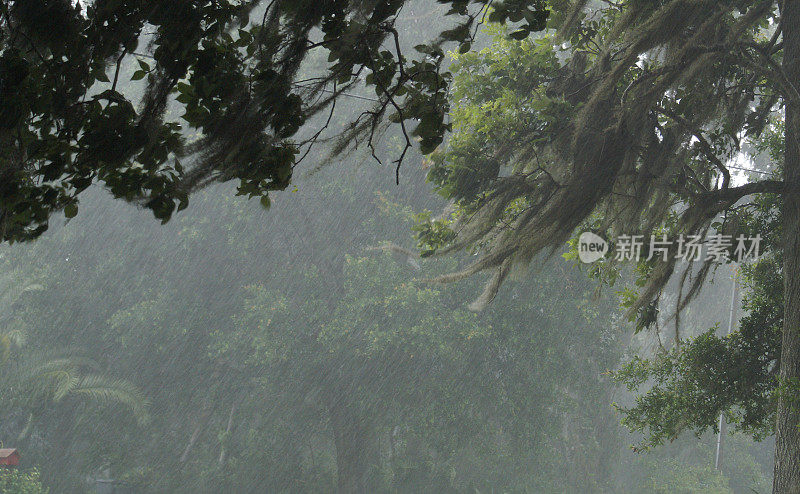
[212,251,623,492]
[0,325,149,439]
[0,283,149,485]
[0,161,634,492]
[0,0,548,242]
[417,3,800,491]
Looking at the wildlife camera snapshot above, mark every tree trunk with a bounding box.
[775,4,800,493]
[330,407,375,494]
[218,402,236,465]
[180,400,213,463]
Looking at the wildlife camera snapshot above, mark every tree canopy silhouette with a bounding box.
[0,0,548,242]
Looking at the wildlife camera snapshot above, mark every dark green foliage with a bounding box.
[614,191,784,449]
[0,0,549,243]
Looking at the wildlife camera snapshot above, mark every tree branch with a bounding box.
[697,180,784,204]
[654,105,731,189]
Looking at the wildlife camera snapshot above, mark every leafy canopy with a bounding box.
[418,1,784,314]
[0,0,547,242]
[416,0,792,450]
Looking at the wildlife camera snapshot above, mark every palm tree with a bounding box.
[0,283,149,439]
[1,335,150,440]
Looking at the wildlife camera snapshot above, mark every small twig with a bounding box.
[111,49,127,92]
[296,82,338,165]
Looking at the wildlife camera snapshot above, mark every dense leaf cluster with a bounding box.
[417,1,784,314]
[0,0,549,242]
[613,190,784,449]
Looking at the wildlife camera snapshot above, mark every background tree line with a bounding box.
[1,0,796,492]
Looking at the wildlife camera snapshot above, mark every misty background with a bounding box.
[0,2,778,492]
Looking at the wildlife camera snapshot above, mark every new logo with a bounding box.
[578,232,608,263]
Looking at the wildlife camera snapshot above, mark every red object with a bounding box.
[0,449,19,467]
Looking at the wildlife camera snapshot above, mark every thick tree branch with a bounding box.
[697,180,785,204]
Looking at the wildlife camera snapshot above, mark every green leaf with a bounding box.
[64,203,78,218]
[176,82,193,94]
[238,29,252,43]
[131,70,146,81]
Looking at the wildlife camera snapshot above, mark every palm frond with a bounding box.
[71,375,151,425]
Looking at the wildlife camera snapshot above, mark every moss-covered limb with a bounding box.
[423,1,780,314]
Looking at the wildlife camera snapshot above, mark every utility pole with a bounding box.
[715,265,739,471]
